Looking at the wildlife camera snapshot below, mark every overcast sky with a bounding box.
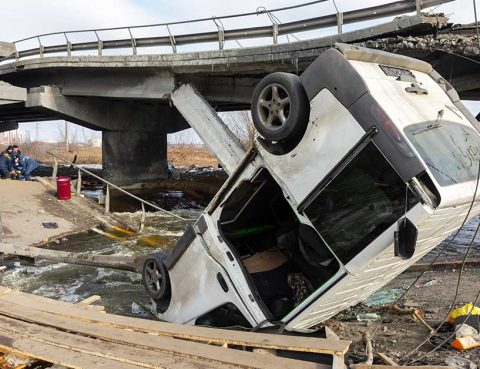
[0,0,479,143]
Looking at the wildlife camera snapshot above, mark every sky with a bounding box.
[0,0,479,143]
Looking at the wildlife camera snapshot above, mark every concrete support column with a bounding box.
[102,129,167,186]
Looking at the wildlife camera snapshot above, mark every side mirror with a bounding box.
[394,217,418,260]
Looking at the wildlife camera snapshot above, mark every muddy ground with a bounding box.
[329,260,480,367]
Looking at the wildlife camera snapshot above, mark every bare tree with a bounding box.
[168,130,195,166]
[223,111,257,150]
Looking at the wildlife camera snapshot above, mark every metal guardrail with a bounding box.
[47,152,189,228]
[2,0,453,61]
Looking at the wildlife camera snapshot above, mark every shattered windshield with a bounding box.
[404,122,480,186]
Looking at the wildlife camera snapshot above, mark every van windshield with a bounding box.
[404,122,480,186]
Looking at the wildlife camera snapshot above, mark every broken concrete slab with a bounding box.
[0,42,15,58]
[0,81,26,103]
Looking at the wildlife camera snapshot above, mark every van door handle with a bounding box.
[405,83,428,95]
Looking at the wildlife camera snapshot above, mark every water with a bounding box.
[1,210,200,317]
[2,208,479,319]
[424,215,480,262]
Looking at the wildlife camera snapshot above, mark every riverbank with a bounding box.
[0,179,98,247]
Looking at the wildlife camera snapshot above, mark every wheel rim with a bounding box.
[145,260,163,294]
[257,83,291,130]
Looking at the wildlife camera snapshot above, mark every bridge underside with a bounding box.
[0,15,478,185]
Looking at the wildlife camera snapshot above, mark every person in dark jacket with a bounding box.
[10,156,24,180]
[0,146,13,178]
[11,144,20,158]
[19,154,39,180]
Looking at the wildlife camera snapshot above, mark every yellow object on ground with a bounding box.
[449,303,480,324]
[91,228,127,242]
[110,226,136,237]
[137,234,170,248]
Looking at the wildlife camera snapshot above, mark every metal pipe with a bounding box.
[46,152,188,221]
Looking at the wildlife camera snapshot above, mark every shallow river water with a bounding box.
[2,207,479,318]
[2,209,200,317]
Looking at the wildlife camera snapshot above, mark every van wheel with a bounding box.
[251,72,310,143]
[142,252,170,301]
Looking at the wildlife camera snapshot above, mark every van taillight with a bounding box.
[369,103,415,158]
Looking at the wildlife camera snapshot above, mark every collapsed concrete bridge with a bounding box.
[0,0,479,185]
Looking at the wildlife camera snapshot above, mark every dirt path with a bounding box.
[0,179,97,247]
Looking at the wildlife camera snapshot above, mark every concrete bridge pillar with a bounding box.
[23,86,189,186]
[102,129,167,186]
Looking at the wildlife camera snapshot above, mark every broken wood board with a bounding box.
[0,243,143,272]
[0,315,227,369]
[0,288,350,357]
[0,300,329,369]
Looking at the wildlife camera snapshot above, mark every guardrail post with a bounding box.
[416,0,423,14]
[52,158,58,181]
[105,185,110,215]
[272,23,279,44]
[167,25,177,53]
[128,28,137,55]
[139,203,146,232]
[76,169,82,196]
[337,12,343,34]
[64,33,72,57]
[37,37,44,57]
[94,31,103,56]
[218,29,225,50]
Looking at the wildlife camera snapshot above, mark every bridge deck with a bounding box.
[0,286,349,369]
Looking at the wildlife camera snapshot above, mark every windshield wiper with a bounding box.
[412,123,442,135]
[412,109,445,135]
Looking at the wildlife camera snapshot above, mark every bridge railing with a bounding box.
[2,0,452,61]
[47,151,189,230]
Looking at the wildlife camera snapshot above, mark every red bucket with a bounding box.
[56,176,72,200]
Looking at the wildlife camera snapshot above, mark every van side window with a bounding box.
[303,142,418,264]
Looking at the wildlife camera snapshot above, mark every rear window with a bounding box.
[303,142,416,264]
[404,122,480,186]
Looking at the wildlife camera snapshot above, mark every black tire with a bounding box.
[142,252,170,302]
[251,72,310,143]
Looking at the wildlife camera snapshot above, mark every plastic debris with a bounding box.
[363,288,402,307]
[131,301,150,317]
[415,278,439,288]
[42,222,59,229]
[449,304,480,324]
[356,313,381,321]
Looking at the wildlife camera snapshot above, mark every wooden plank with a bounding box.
[0,289,350,356]
[0,331,144,369]
[0,315,225,369]
[77,295,101,305]
[0,300,326,369]
[0,243,142,272]
[377,352,398,366]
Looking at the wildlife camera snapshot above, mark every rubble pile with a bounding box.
[361,33,480,57]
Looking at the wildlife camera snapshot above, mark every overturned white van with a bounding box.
[142,44,480,333]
